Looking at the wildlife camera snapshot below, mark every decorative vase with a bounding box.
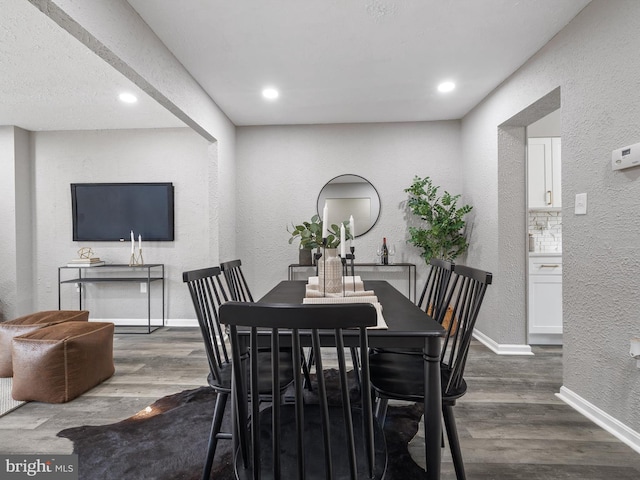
[299,247,313,266]
[318,248,343,294]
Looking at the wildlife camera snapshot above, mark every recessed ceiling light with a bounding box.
[437,81,456,93]
[262,88,279,100]
[118,92,138,103]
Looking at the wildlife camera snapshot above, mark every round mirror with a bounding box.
[316,174,381,237]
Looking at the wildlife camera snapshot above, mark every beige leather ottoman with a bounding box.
[0,310,89,377]
[11,321,114,403]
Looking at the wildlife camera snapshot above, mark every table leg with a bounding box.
[424,336,442,480]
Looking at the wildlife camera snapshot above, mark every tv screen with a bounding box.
[71,183,174,241]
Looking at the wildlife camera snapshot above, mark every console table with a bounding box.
[288,262,417,302]
[58,264,165,334]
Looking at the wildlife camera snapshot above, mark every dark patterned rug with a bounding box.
[58,379,426,479]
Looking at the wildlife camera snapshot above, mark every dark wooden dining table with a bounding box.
[257,279,447,480]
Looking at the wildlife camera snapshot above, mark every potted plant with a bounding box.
[404,176,472,263]
[288,214,352,265]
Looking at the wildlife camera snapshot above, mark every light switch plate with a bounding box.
[575,193,587,215]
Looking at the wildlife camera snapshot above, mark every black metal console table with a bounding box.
[288,262,417,302]
[58,264,165,334]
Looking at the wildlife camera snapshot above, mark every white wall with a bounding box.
[32,127,214,322]
[29,0,239,264]
[0,126,33,320]
[236,121,462,299]
[462,0,640,432]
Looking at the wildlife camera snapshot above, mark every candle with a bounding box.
[138,234,142,251]
[349,215,355,247]
[130,230,134,254]
[322,203,329,239]
[340,223,346,257]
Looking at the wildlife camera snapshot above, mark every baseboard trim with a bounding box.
[166,318,198,328]
[557,386,640,454]
[473,330,534,355]
[89,318,198,328]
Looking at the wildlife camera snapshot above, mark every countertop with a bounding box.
[529,252,562,257]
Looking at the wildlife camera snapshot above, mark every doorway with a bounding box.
[526,109,563,345]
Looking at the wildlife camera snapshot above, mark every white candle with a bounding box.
[340,223,346,257]
[130,230,134,254]
[322,203,329,238]
[349,215,355,247]
[138,234,142,251]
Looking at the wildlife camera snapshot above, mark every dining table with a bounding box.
[254,279,447,480]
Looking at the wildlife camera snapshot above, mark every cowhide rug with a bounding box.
[58,375,426,479]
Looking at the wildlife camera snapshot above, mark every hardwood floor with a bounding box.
[1,327,638,479]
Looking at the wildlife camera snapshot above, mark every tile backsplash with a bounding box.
[528,210,562,253]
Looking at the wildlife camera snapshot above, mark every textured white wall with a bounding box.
[0,126,33,320]
[462,0,640,430]
[0,127,18,320]
[236,121,462,299]
[31,127,214,321]
[29,0,239,266]
[13,127,33,316]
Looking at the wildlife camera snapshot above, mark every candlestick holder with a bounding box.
[129,249,144,267]
[341,247,356,292]
[314,248,323,276]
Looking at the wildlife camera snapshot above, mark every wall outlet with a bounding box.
[140,282,147,293]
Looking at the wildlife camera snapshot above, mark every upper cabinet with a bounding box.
[528,137,561,209]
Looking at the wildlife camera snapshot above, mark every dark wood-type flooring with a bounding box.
[1,327,638,479]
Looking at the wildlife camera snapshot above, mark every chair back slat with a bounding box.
[182,267,230,385]
[222,302,383,480]
[220,259,255,302]
[439,264,492,396]
[418,258,455,324]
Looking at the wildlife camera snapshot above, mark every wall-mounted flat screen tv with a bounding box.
[71,183,175,241]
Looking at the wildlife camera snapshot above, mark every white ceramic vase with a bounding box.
[318,248,343,294]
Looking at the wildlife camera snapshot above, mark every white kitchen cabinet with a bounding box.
[528,255,562,344]
[528,137,561,209]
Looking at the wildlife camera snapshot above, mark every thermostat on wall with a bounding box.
[612,142,640,171]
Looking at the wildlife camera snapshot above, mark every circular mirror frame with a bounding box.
[316,174,381,237]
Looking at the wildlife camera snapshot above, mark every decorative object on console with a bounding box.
[128,230,144,266]
[287,213,352,265]
[404,175,473,263]
[67,247,105,267]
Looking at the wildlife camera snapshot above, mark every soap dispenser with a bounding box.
[528,233,535,252]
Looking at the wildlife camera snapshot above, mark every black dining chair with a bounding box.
[219,259,254,302]
[219,258,314,389]
[369,264,492,480]
[182,266,295,480]
[371,258,455,421]
[221,302,387,480]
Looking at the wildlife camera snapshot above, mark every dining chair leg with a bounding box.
[202,392,229,480]
[443,404,466,480]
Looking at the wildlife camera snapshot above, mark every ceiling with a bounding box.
[1,0,590,131]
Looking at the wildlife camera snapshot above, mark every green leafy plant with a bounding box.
[288,214,352,249]
[404,176,472,263]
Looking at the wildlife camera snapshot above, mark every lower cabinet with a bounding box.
[528,255,562,344]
